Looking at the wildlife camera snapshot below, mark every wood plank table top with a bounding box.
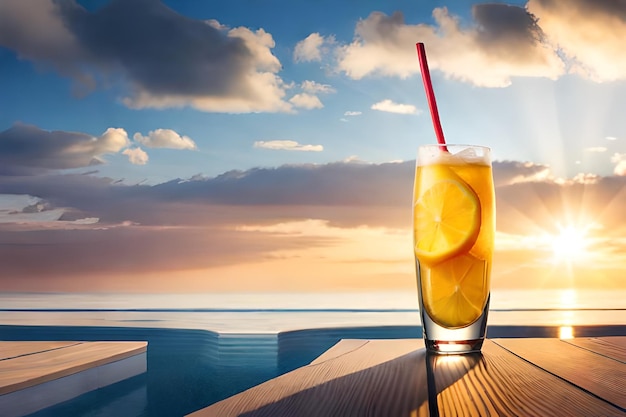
[188,337,626,417]
[0,341,147,395]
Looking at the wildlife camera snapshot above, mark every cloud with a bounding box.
[527,0,626,82]
[288,80,335,109]
[253,140,323,152]
[0,123,129,174]
[584,147,607,153]
[122,147,149,165]
[344,111,362,116]
[289,93,324,109]
[133,129,197,150]
[0,195,64,224]
[300,80,335,94]
[0,0,293,113]
[294,33,326,62]
[0,160,617,240]
[0,0,91,90]
[371,99,419,114]
[95,128,130,153]
[333,2,626,86]
[1,159,625,290]
[491,161,553,186]
[335,6,564,87]
[611,153,626,176]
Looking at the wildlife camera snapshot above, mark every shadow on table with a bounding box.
[240,347,483,417]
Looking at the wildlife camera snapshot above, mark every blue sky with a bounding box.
[0,0,625,293]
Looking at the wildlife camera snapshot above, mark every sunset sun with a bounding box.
[550,225,590,262]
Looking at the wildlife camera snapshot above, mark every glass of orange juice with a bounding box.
[413,144,495,354]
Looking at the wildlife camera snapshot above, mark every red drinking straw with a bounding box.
[416,42,448,152]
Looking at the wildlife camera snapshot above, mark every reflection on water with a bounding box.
[559,326,574,339]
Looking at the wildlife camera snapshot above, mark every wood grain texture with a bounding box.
[564,337,626,363]
[444,340,624,416]
[187,338,625,417]
[0,341,147,395]
[188,339,429,417]
[493,337,626,411]
[0,342,81,360]
[309,339,387,365]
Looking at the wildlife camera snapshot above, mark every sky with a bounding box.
[0,0,625,294]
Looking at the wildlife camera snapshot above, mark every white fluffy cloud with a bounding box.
[301,80,335,94]
[0,124,198,173]
[122,147,149,165]
[527,0,626,82]
[289,93,324,109]
[288,80,335,110]
[0,123,131,174]
[0,0,295,113]
[253,140,323,151]
[133,129,197,150]
[335,6,564,87]
[332,2,626,86]
[97,128,130,154]
[611,153,626,176]
[122,24,292,113]
[294,33,326,62]
[371,99,419,115]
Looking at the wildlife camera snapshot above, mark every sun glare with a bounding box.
[559,326,574,339]
[551,225,590,262]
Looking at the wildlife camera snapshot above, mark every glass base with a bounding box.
[420,297,489,354]
[425,338,484,354]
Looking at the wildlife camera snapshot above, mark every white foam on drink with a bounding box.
[418,145,490,166]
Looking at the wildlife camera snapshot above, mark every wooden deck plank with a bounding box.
[597,336,626,348]
[422,340,624,417]
[493,337,626,410]
[310,339,394,365]
[564,337,626,363]
[187,338,625,417]
[188,339,428,417]
[309,339,369,365]
[0,341,147,395]
[0,341,81,360]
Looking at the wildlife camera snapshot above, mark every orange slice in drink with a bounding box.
[421,254,488,328]
[414,177,481,265]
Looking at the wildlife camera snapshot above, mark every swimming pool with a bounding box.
[2,324,420,416]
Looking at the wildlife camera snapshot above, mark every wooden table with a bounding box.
[188,337,626,417]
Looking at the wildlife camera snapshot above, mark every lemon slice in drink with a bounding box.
[414,178,481,265]
[421,254,488,328]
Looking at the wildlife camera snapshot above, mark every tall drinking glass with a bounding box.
[413,144,495,354]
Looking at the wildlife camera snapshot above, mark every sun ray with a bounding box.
[550,224,590,262]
